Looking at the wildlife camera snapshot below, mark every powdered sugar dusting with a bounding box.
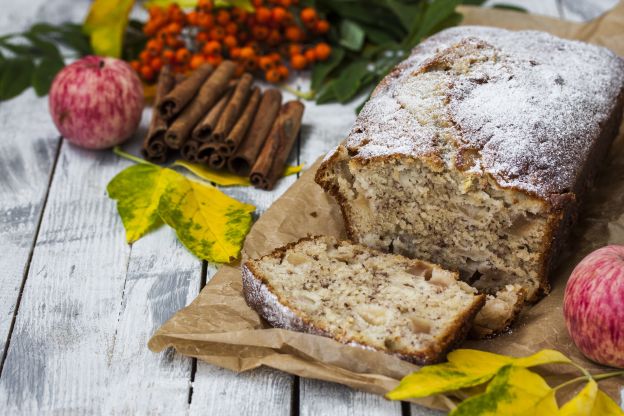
[340,26,624,197]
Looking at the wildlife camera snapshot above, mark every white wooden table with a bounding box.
[0,0,617,414]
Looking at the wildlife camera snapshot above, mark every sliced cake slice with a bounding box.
[242,236,485,364]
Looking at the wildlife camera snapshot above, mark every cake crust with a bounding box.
[315,26,624,335]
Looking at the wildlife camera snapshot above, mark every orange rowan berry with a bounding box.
[239,46,255,60]
[268,52,281,62]
[290,54,307,70]
[267,29,281,46]
[252,25,269,40]
[202,40,221,55]
[143,22,157,37]
[130,60,141,72]
[285,26,304,42]
[150,57,164,71]
[232,7,248,23]
[206,55,223,66]
[304,48,316,63]
[187,11,199,26]
[288,43,302,56]
[146,39,163,54]
[225,22,238,35]
[166,22,182,35]
[197,13,214,29]
[244,59,257,71]
[139,50,151,62]
[223,35,238,49]
[189,54,206,69]
[255,7,271,24]
[209,27,225,41]
[252,0,263,7]
[300,7,317,24]
[277,65,289,79]
[197,0,213,11]
[271,7,287,23]
[140,65,155,80]
[162,49,175,62]
[148,6,162,19]
[216,9,231,25]
[165,35,183,48]
[265,68,280,83]
[230,47,242,59]
[280,0,292,6]
[196,31,209,43]
[315,19,329,34]
[314,42,331,61]
[258,55,275,71]
[175,48,191,63]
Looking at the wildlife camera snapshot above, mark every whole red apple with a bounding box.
[48,56,144,149]
[564,245,624,368]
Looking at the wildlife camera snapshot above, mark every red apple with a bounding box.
[564,245,624,368]
[48,56,144,149]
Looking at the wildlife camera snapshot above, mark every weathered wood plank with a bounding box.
[560,0,618,21]
[0,0,82,373]
[300,380,401,416]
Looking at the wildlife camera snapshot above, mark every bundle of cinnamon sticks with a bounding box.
[142,60,304,191]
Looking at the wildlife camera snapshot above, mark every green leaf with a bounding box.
[404,0,462,48]
[315,80,337,104]
[491,4,528,13]
[23,33,62,61]
[339,19,365,51]
[386,349,571,400]
[311,47,344,91]
[331,60,370,103]
[122,19,148,61]
[461,0,487,4]
[383,0,425,33]
[158,173,255,263]
[0,58,34,101]
[360,24,398,45]
[559,380,624,416]
[31,56,64,97]
[107,164,178,243]
[450,366,558,416]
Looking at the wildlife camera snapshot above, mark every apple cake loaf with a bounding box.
[315,27,624,336]
[242,236,485,364]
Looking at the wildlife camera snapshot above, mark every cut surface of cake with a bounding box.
[315,26,624,335]
[242,236,485,364]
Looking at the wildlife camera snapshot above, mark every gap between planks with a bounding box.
[0,136,62,378]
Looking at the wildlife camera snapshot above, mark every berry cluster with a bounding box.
[131,0,332,84]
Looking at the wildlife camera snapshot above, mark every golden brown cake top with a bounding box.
[337,26,624,198]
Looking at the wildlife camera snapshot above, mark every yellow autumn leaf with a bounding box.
[450,365,559,416]
[83,0,135,57]
[107,164,179,243]
[560,380,624,416]
[143,0,254,11]
[386,349,570,400]
[157,173,255,263]
[172,160,304,187]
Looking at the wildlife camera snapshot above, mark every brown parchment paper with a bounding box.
[149,2,624,410]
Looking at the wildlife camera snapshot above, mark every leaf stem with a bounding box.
[281,84,316,100]
[552,370,624,392]
[569,361,592,379]
[113,146,155,166]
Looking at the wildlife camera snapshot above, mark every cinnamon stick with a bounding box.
[250,100,304,190]
[181,139,200,162]
[212,73,253,143]
[158,64,213,120]
[223,86,261,156]
[165,61,236,149]
[209,152,227,170]
[227,88,282,176]
[197,142,219,163]
[191,83,235,142]
[141,66,175,163]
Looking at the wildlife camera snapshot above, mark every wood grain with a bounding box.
[0,0,77,378]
